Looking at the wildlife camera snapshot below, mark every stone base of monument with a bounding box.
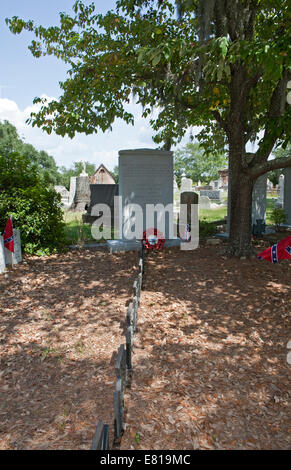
[107,238,181,253]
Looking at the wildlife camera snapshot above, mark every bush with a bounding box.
[269,207,288,232]
[199,218,217,238]
[0,186,66,255]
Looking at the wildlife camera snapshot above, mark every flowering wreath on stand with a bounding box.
[142,228,165,251]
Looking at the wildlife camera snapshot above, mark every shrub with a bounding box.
[199,218,217,238]
[0,186,66,255]
[269,207,288,232]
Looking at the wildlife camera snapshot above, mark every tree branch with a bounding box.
[253,69,291,164]
[249,155,291,179]
[212,110,229,135]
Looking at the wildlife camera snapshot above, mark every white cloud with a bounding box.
[0,96,201,171]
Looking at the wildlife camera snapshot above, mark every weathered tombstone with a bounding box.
[54,185,70,205]
[91,421,109,450]
[275,174,284,208]
[119,148,174,240]
[71,167,91,212]
[252,174,267,226]
[4,229,22,265]
[68,176,77,206]
[283,168,291,225]
[180,173,193,193]
[199,195,211,210]
[173,178,180,222]
[82,184,118,225]
[200,189,221,201]
[0,236,6,274]
[180,191,199,227]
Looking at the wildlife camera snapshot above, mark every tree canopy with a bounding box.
[58,161,96,189]
[6,0,291,256]
[174,142,227,185]
[0,120,61,186]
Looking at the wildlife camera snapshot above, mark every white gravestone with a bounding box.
[252,174,267,226]
[181,173,193,192]
[68,176,77,207]
[4,229,22,265]
[119,149,174,239]
[275,174,284,208]
[283,168,291,225]
[199,195,211,210]
[0,235,6,274]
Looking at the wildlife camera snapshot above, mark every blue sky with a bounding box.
[0,0,193,171]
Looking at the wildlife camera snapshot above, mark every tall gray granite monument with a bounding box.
[119,148,173,239]
[107,148,177,252]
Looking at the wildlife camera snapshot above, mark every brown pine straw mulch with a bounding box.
[0,244,290,450]
[120,246,291,450]
[0,249,137,450]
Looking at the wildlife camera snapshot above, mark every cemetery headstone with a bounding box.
[0,236,6,274]
[72,175,91,212]
[252,174,267,226]
[181,173,193,192]
[82,184,118,225]
[283,168,291,225]
[118,149,174,239]
[180,191,199,228]
[200,189,221,201]
[54,185,70,205]
[199,195,211,210]
[275,174,284,208]
[68,176,77,207]
[4,229,22,265]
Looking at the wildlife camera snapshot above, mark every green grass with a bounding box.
[199,205,227,222]
[63,197,278,245]
[63,212,95,244]
[198,197,277,225]
[63,211,119,244]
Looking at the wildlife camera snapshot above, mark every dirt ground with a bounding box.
[120,245,290,450]
[0,249,138,450]
[0,243,290,450]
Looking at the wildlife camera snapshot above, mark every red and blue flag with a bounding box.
[257,235,291,263]
[2,216,14,253]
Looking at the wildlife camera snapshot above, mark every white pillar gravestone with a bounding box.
[4,229,22,265]
[0,235,6,274]
[275,174,284,208]
[283,167,291,225]
[252,174,268,226]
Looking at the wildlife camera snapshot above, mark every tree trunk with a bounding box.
[228,136,254,258]
[229,174,254,257]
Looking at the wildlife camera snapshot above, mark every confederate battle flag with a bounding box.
[257,235,291,263]
[3,216,14,253]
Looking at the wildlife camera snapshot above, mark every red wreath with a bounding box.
[142,228,165,251]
